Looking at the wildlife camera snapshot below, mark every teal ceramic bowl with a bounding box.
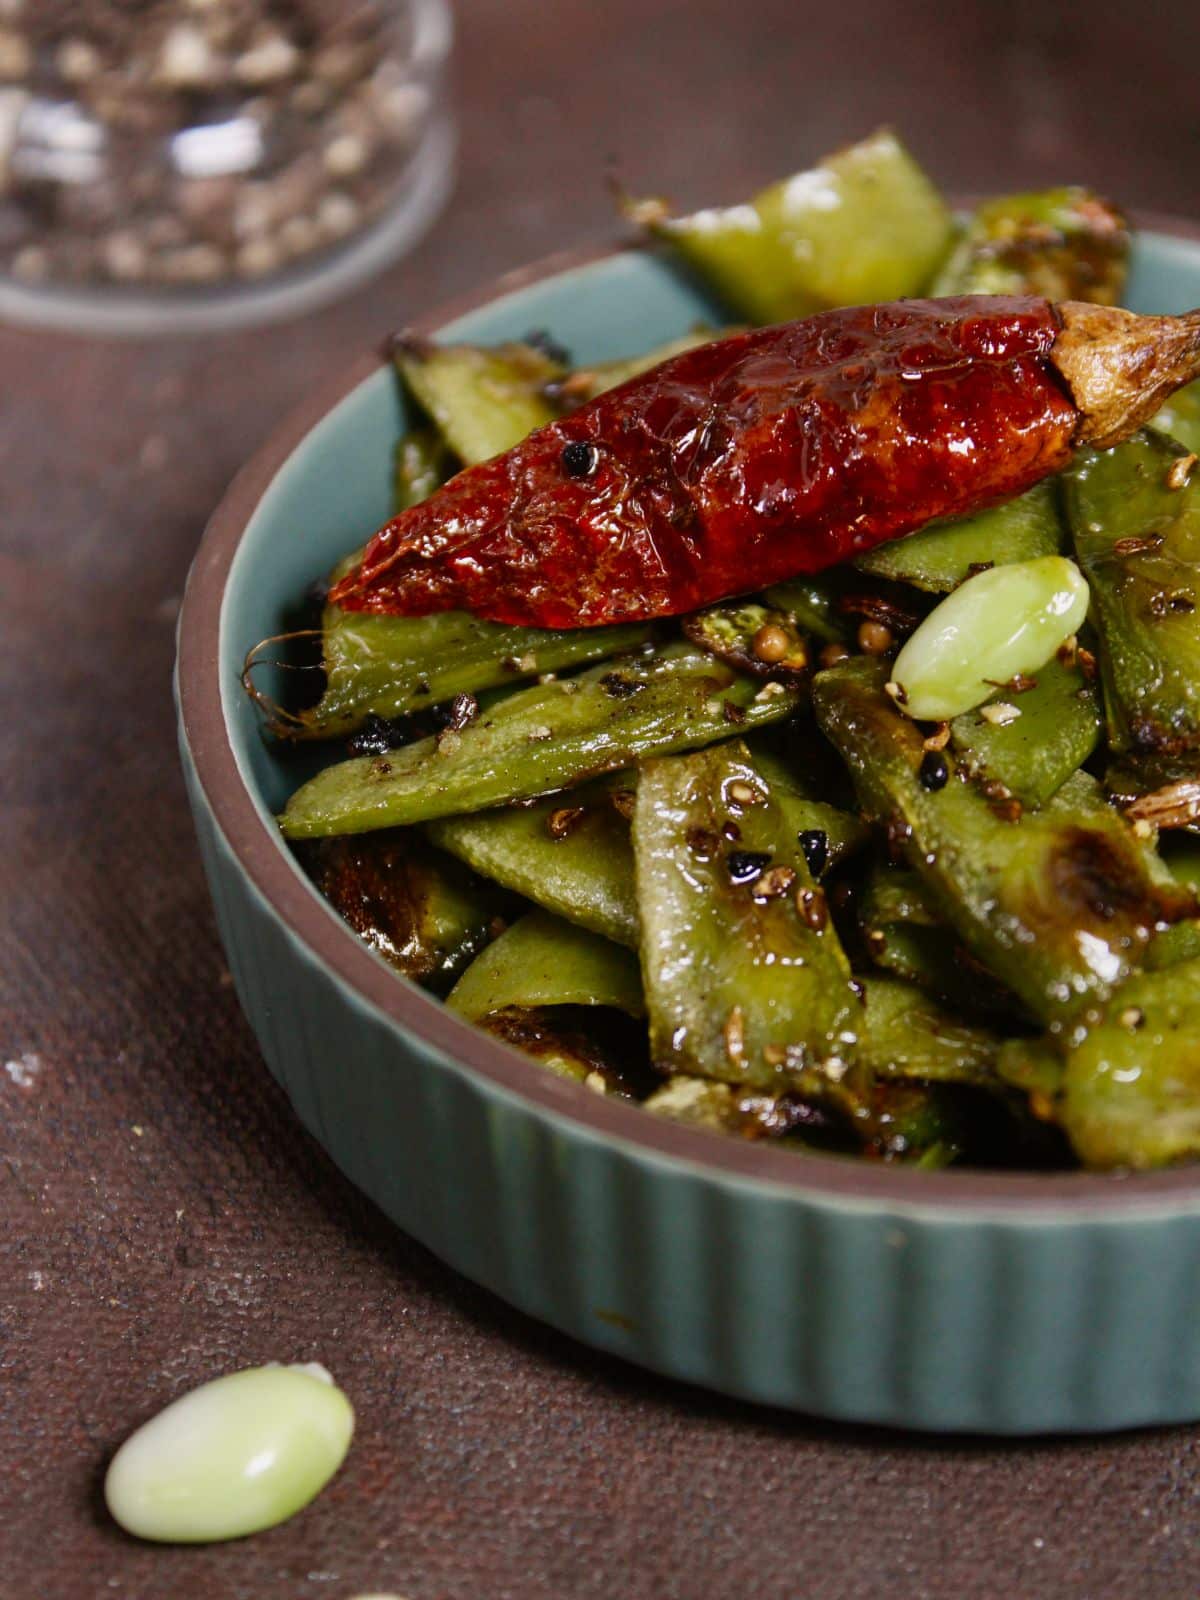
[178,227,1200,1435]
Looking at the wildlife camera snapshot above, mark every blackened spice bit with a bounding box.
[348,712,403,756]
[922,721,951,751]
[547,805,587,840]
[984,672,1037,694]
[885,816,913,860]
[369,756,392,777]
[1076,646,1098,681]
[599,671,644,698]
[1057,633,1079,667]
[727,850,772,884]
[797,828,828,877]
[918,750,950,791]
[722,698,748,725]
[796,885,829,932]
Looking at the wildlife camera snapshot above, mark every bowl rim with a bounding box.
[177,223,1200,1216]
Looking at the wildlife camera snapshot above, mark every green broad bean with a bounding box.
[104,1363,353,1544]
[889,556,1090,722]
[280,644,803,838]
[855,974,1000,1087]
[447,910,647,1091]
[627,129,952,324]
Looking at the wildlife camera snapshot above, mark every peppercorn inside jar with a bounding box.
[0,0,454,332]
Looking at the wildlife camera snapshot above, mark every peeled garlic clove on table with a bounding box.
[105,1362,354,1543]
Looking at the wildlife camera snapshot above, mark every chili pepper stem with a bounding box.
[1053,302,1200,449]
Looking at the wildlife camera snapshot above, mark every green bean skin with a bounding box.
[297,830,511,993]
[555,329,731,405]
[860,861,989,1007]
[281,645,803,838]
[1065,430,1200,777]
[633,742,861,1091]
[392,425,455,513]
[1058,958,1200,1168]
[856,481,1065,592]
[855,975,1000,1087]
[628,129,952,324]
[393,337,563,464]
[930,187,1129,302]
[447,910,647,1091]
[431,752,864,948]
[429,779,640,947]
[814,657,1195,1029]
[1151,379,1200,456]
[296,610,652,739]
[949,654,1102,808]
[447,910,644,1020]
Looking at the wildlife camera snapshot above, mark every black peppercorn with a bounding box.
[726,850,771,884]
[919,750,950,791]
[561,439,597,478]
[797,828,828,877]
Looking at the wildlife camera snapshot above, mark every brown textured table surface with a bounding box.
[6,2,1200,1595]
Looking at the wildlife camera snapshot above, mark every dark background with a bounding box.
[5,2,1200,1595]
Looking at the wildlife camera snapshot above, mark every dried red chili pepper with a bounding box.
[329,296,1200,629]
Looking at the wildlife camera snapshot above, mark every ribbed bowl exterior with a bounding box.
[181,736,1200,1433]
[178,231,1200,1434]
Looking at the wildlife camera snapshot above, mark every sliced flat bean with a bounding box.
[856,481,1065,592]
[1152,379,1200,455]
[633,741,861,1090]
[627,129,952,323]
[949,653,1101,808]
[855,974,999,1087]
[429,778,639,946]
[447,910,647,1091]
[392,425,454,512]
[1065,429,1200,778]
[295,610,651,739]
[282,645,803,838]
[1058,958,1200,1168]
[889,556,1089,721]
[814,657,1195,1029]
[552,329,731,406]
[393,336,563,464]
[297,830,511,993]
[447,910,644,1020]
[930,187,1129,302]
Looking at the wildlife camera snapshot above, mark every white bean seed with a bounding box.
[889,557,1090,721]
[104,1362,353,1543]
